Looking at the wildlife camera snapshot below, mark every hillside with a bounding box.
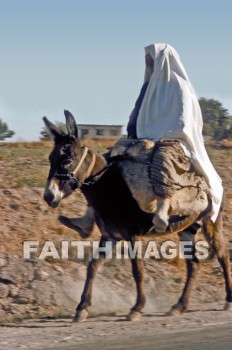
[0,139,232,322]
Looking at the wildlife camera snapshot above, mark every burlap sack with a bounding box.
[111,139,210,215]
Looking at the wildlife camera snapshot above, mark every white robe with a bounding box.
[137,43,223,221]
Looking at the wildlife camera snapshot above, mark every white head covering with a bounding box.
[137,43,223,221]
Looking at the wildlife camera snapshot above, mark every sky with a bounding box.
[0,0,232,141]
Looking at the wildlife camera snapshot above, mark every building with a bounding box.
[78,124,123,139]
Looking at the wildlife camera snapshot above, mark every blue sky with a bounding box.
[0,0,232,141]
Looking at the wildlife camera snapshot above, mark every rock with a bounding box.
[29,199,38,205]
[31,306,42,313]
[34,269,49,281]
[9,285,19,297]
[53,265,64,274]
[14,296,31,304]
[0,258,7,267]
[10,203,20,210]
[0,308,6,319]
[0,276,15,285]
[0,283,9,298]
[174,277,182,284]
[213,267,222,275]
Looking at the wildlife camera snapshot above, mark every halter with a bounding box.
[71,146,96,179]
[54,147,94,182]
[54,146,115,186]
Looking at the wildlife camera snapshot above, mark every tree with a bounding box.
[199,98,232,140]
[0,119,15,141]
[40,121,67,140]
[40,98,232,141]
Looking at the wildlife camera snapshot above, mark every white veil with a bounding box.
[137,43,223,221]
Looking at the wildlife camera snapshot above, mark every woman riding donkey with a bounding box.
[61,43,223,234]
[126,43,223,232]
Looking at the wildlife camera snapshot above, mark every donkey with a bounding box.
[43,110,232,322]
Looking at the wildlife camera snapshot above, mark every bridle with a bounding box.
[71,146,96,180]
[54,146,116,186]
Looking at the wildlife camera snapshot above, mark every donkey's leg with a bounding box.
[73,238,106,322]
[202,214,232,310]
[168,228,200,316]
[59,206,95,238]
[127,238,146,321]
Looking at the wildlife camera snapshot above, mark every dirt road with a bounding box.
[1,305,232,350]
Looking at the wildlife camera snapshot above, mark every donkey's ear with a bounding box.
[64,110,78,139]
[43,117,65,140]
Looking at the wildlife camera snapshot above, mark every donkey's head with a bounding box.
[43,110,86,208]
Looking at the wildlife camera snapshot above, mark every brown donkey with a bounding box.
[43,110,232,322]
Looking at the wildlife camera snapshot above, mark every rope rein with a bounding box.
[83,161,116,186]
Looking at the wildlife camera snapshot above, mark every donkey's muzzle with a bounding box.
[44,191,60,208]
[44,179,63,208]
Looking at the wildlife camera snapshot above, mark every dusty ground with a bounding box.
[0,185,231,323]
[1,305,232,350]
[0,140,232,348]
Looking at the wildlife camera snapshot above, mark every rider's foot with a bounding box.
[152,215,169,232]
[151,197,171,232]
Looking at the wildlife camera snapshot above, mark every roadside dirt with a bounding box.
[1,305,232,350]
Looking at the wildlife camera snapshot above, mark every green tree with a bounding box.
[199,98,232,140]
[40,121,67,140]
[0,119,15,141]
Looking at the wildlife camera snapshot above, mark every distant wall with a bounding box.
[78,124,123,139]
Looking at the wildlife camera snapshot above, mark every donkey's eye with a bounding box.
[62,159,73,168]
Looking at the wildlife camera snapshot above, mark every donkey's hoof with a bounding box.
[73,309,89,323]
[167,305,184,316]
[126,311,142,321]
[224,302,232,311]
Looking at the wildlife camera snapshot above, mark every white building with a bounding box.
[78,124,123,139]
